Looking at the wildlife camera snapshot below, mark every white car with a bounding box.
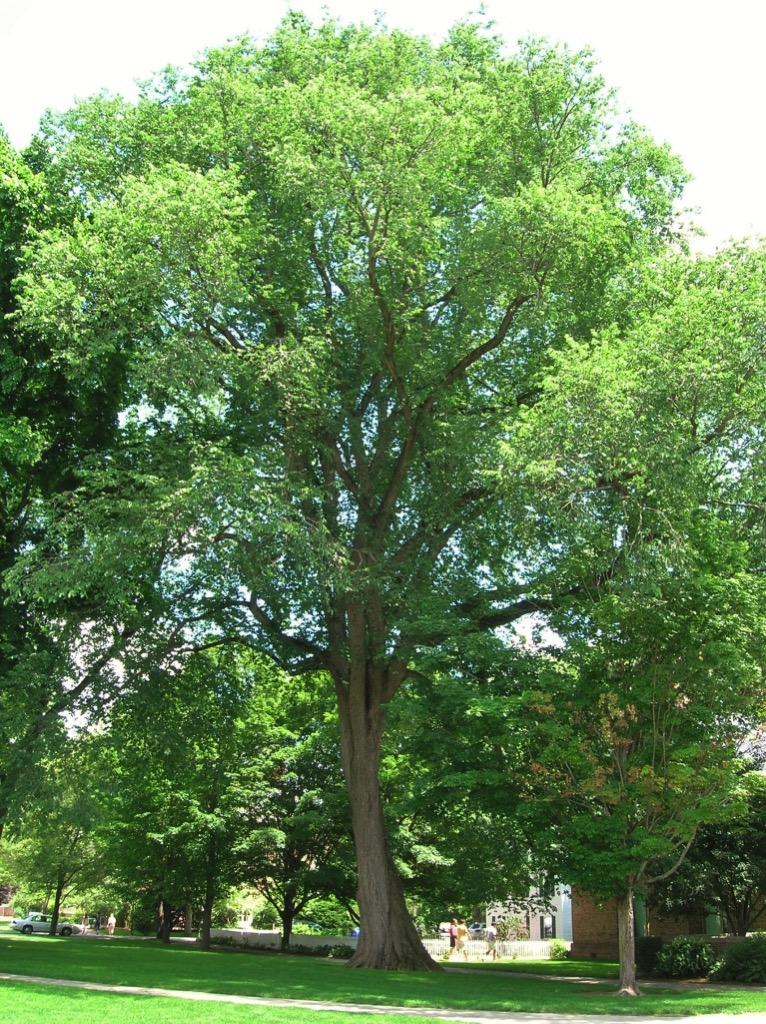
[11,912,82,936]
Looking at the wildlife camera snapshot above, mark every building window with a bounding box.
[540,914,556,939]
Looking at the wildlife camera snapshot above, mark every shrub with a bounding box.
[653,936,716,979]
[290,943,354,959]
[548,939,570,960]
[301,897,354,935]
[712,935,766,983]
[211,905,240,927]
[495,915,528,941]
[635,935,664,977]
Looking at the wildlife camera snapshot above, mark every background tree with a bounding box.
[499,243,766,994]
[1,742,105,933]
[102,651,267,945]
[648,771,766,936]
[238,672,355,949]
[0,126,154,838]
[383,660,542,925]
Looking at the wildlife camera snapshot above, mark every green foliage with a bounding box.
[382,668,536,916]
[0,124,150,840]
[7,10,759,971]
[648,771,766,935]
[548,939,569,960]
[301,896,356,935]
[495,915,529,941]
[1,740,108,929]
[125,897,159,936]
[635,935,665,977]
[653,936,717,979]
[101,653,263,932]
[712,934,766,983]
[234,671,355,940]
[289,943,356,959]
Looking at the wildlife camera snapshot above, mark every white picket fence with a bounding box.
[421,938,560,960]
[210,929,358,950]
[210,929,564,961]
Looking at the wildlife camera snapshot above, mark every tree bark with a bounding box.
[279,898,296,951]
[156,897,173,944]
[335,652,440,971]
[49,874,65,937]
[200,837,217,950]
[616,890,640,996]
[200,879,214,950]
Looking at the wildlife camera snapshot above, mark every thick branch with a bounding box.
[246,593,329,666]
[441,294,531,390]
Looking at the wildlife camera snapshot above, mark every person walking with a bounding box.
[448,919,458,957]
[485,921,497,960]
[456,919,469,961]
[94,913,101,934]
[107,912,116,935]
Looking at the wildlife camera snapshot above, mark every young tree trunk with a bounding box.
[200,838,217,950]
[724,896,758,936]
[335,652,440,971]
[616,890,640,996]
[200,897,213,949]
[184,901,193,938]
[200,881,214,950]
[49,875,65,936]
[280,899,295,951]
[156,897,173,944]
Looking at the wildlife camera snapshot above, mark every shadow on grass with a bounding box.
[2,931,765,1017]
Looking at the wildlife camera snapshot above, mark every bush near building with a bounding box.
[653,936,717,979]
[712,934,766,984]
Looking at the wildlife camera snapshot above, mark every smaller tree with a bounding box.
[517,536,764,995]
[238,673,355,949]
[649,771,766,936]
[2,744,105,933]
[382,663,544,926]
[499,242,766,994]
[102,652,265,946]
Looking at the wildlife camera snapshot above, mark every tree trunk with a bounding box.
[616,890,640,996]
[335,654,440,971]
[200,840,217,950]
[200,884,215,950]
[723,896,757,936]
[156,897,172,944]
[200,895,213,950]
[184,901,193,938]
[280,901,295,951]
[49,874,65,937]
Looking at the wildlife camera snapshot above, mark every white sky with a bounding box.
[1,1,764,248]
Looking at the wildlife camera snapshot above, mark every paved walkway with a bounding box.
[1,971,764,1024]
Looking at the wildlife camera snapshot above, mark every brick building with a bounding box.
[570,889,766,960]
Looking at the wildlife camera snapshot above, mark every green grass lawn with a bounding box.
[459,957,620,979]
[2,932,765,1018]
[0,980,431,1024]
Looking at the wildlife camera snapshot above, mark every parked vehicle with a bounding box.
[11,912,82,936]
